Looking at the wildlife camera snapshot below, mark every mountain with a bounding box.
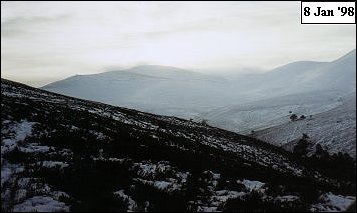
[42,65,232,118]
[43,50,356,116]
[2,79,355,212]
[196,49,355,97]
[232,49,355,98]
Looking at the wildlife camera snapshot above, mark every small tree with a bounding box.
[300,115,306,120]
[314,144,329,159]
[293,133,311,157]
[302,133,309,140]
[290,114,298,121]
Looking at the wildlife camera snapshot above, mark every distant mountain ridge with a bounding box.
[43,49,356,106]
[42,65,231,118]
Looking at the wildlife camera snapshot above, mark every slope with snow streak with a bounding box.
[252,93,356,157]
[199,50,356,156]
[200,90,345,134]
[2,78,355,212]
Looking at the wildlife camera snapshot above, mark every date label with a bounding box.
[301,1,355,24]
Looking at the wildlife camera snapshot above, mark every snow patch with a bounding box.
[240,179,265,191]
[212,190,245,203]
[37,161,69,169]
[12,196,69,212]
[1,120,36,154]
[19,144,50,153]
[310,192,355,212]
[113,190,137,212]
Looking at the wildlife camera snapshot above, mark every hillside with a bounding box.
[252,93,356,157]
[200,90,345,134]
[2,78,355,212]
[200,50,356,157]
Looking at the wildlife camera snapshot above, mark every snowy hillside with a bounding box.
[200,90,345,134]
[252,93,356,157]
[2,79,355,212]
[199,50,356,157]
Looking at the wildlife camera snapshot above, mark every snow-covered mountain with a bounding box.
[227,49,356,99]
[43,50,355,113]
[42,65,232,118]
[1,79,355,212]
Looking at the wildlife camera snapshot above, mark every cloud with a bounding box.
[1,14,72,37]
[1,1,355,86]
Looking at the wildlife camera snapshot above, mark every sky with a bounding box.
[1,1,356,86]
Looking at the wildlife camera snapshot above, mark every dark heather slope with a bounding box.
[1,78,355,212]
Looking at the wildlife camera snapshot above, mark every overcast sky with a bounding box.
[1,1,356,86]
